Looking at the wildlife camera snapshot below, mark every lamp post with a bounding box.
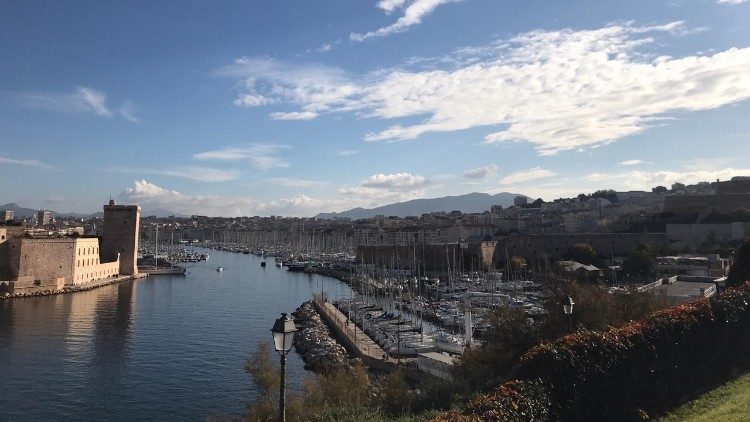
[563,296,575,333]
[271,313,298,422]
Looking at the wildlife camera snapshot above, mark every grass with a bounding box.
[658,372,750,422]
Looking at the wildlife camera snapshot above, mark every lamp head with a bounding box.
[271,313,298,354]
[563,296,575,315]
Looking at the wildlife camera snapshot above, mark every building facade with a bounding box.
[101,200,141,275]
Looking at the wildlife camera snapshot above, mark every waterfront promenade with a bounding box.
[312,294,393,370]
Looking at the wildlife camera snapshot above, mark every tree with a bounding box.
[591,189,618,203]
[508,256,526,271]
[622,243,656,278]
[727,238,750,288]
[652,186,668,194]
[568,243,598,265]
[530,198,545,208]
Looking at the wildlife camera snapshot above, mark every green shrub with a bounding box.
[430,282,750,422]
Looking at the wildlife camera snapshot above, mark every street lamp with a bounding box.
[563,296,575,333]
[271,313,298,422]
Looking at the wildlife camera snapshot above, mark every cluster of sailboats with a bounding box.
[328,268,550,359]
[138,225,207,275]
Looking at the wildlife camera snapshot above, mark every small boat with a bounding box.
[139,266,187,275]
[286,262,309,272]
[217,267,224,272]
[261,261,267,267]
[275,262,282,268]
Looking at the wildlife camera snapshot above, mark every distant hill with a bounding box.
[0,203,41,219]
[0,203,184,219]
[315,192,529,219]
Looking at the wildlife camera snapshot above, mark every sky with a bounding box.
[1,0,750,217]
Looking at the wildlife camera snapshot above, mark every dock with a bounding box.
[312,294,394,371]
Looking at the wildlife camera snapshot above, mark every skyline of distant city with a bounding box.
[1,1,750,217]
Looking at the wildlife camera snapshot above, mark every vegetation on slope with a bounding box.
[658,372,750,422]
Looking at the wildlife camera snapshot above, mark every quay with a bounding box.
[312,294,395,371]
[1,273,148,299]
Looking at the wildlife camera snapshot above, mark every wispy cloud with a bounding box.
[270,111,318,120]
[499,167,557,185]
[113,166,239,183]
[118,100,140,122]
[620,159,644,166]
[464,164,498,179]
[336,150,359,156]
[224,22,750,155]
[717,0,746,4]
[13,86,138,121]
[0,156,53,169]
[266,177,329,188]
[193,144,290,170]
[351,0,462,42]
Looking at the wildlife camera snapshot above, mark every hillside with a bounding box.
[316,192,528,219]
[658,372,750,422]
[0,203,184,219]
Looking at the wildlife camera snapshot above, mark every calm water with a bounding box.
[0,248,352,421]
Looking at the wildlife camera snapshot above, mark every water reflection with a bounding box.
[0,248,351,421]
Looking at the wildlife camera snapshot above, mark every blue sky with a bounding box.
[1,0,749,216]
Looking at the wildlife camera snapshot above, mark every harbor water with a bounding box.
[0,248,353,421]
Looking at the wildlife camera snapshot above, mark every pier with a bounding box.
[312,294,394,371]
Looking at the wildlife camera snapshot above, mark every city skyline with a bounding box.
[2,1,750,216]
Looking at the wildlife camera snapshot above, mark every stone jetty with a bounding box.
[292,301,351,373]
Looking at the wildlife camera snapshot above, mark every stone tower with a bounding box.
[101,200,141,275]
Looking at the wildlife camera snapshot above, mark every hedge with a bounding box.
[428,282,750,422]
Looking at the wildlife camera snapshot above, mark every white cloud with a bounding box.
[218,57,358,119]
[584,168,750,190]
[193,144,290,170]
[269,111,318,120]
[224,22,750,155]
[336,150,359,156]
[266,177,329,188]
[233,93,275,107]
[340,172,435,205]
[119,180,250,217]
[717,0,746,4]
[362,172,434,191]
[114,166,239,183]
[351,0,461,42]
[118,100,140,122]
[13,86,143,122]
[620,159,644,166]
[118,180,344,217]
[0,156,53,169]
[17,86,112,117]
[75,87,112,117]
[464,164,498,179]
[499,167,557,185]
[377,0,409,13]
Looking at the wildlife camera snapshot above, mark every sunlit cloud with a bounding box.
[223,22,750,155]
[351,0,462,42]
[464,164,498,179]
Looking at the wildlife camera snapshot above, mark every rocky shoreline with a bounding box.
[292,301,352,373]
[1,275,143,300]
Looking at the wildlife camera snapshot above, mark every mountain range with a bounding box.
[315,192,528,219]
[0,203,185,219]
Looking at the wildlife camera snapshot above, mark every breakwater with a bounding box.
[292,301,351,373]
[312,295,394,372]
[0,274,147,300]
